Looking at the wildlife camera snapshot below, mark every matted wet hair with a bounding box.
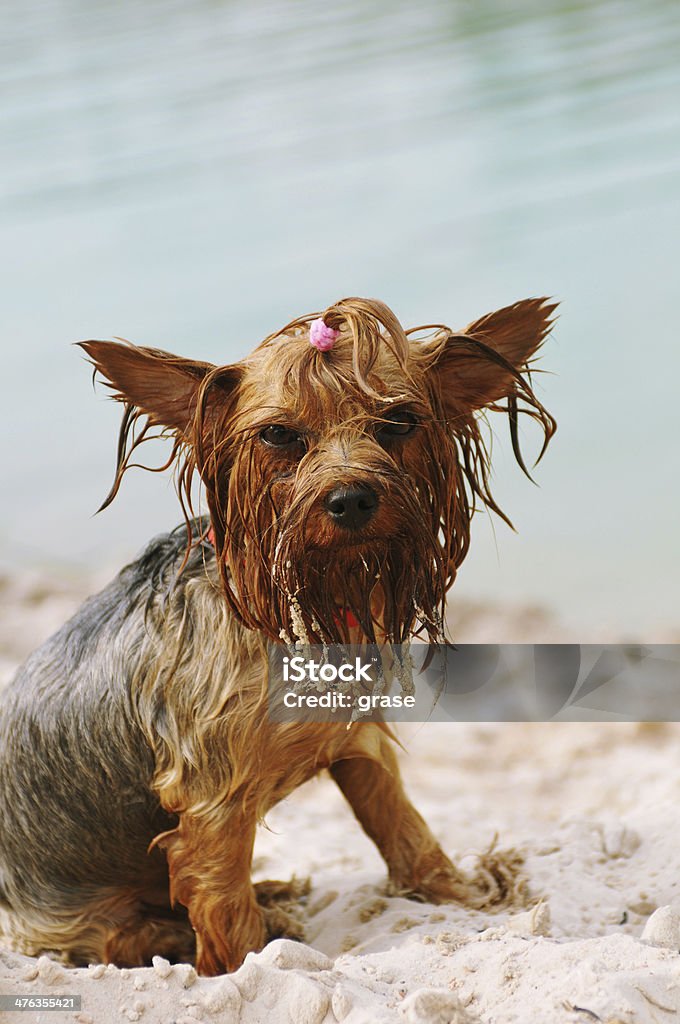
[80,295,556,645]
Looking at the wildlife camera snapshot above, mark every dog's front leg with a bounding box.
[330,730,514,907]
[330,743,464,901]
[160,808,265,976]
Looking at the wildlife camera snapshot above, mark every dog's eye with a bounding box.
[260,425,304,449]
[376,411,418,440]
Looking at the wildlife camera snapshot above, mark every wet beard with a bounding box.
[263,536,446,646]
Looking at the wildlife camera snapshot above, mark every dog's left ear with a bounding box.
[424,298,557,413]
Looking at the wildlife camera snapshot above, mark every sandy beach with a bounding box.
[4,0,680,1017]
[1,570,679,1023]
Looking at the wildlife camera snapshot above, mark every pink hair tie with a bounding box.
[309,318,340,352]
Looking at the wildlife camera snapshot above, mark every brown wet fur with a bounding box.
[3,296,554,975]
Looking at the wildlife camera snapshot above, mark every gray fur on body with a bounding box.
[0,523,208,924]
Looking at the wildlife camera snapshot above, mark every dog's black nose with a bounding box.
[325,484,378,531]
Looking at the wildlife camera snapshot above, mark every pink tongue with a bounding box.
[335,608,359,629]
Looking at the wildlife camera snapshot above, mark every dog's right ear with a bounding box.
[78,341,241,436]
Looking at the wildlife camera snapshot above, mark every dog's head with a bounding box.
[80,296,556,644]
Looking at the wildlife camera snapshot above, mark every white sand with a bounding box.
[1,573,679,1023]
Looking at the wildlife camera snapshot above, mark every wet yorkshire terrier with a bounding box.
[0,296,556,975]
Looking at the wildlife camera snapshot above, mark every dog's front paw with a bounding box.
[194,901,267,976]
[390,845,528,910]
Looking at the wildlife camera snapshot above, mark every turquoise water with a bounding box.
[2,0,679,635]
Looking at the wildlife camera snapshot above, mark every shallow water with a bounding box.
[2,0,679,635]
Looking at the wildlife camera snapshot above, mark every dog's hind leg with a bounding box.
[104,904,196,967]
[0,887,194,968]
[330,726,521,908]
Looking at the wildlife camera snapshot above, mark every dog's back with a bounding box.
[0,524,209,961]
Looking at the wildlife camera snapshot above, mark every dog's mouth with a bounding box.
[266,532,442,645]
[305,533,390,555]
